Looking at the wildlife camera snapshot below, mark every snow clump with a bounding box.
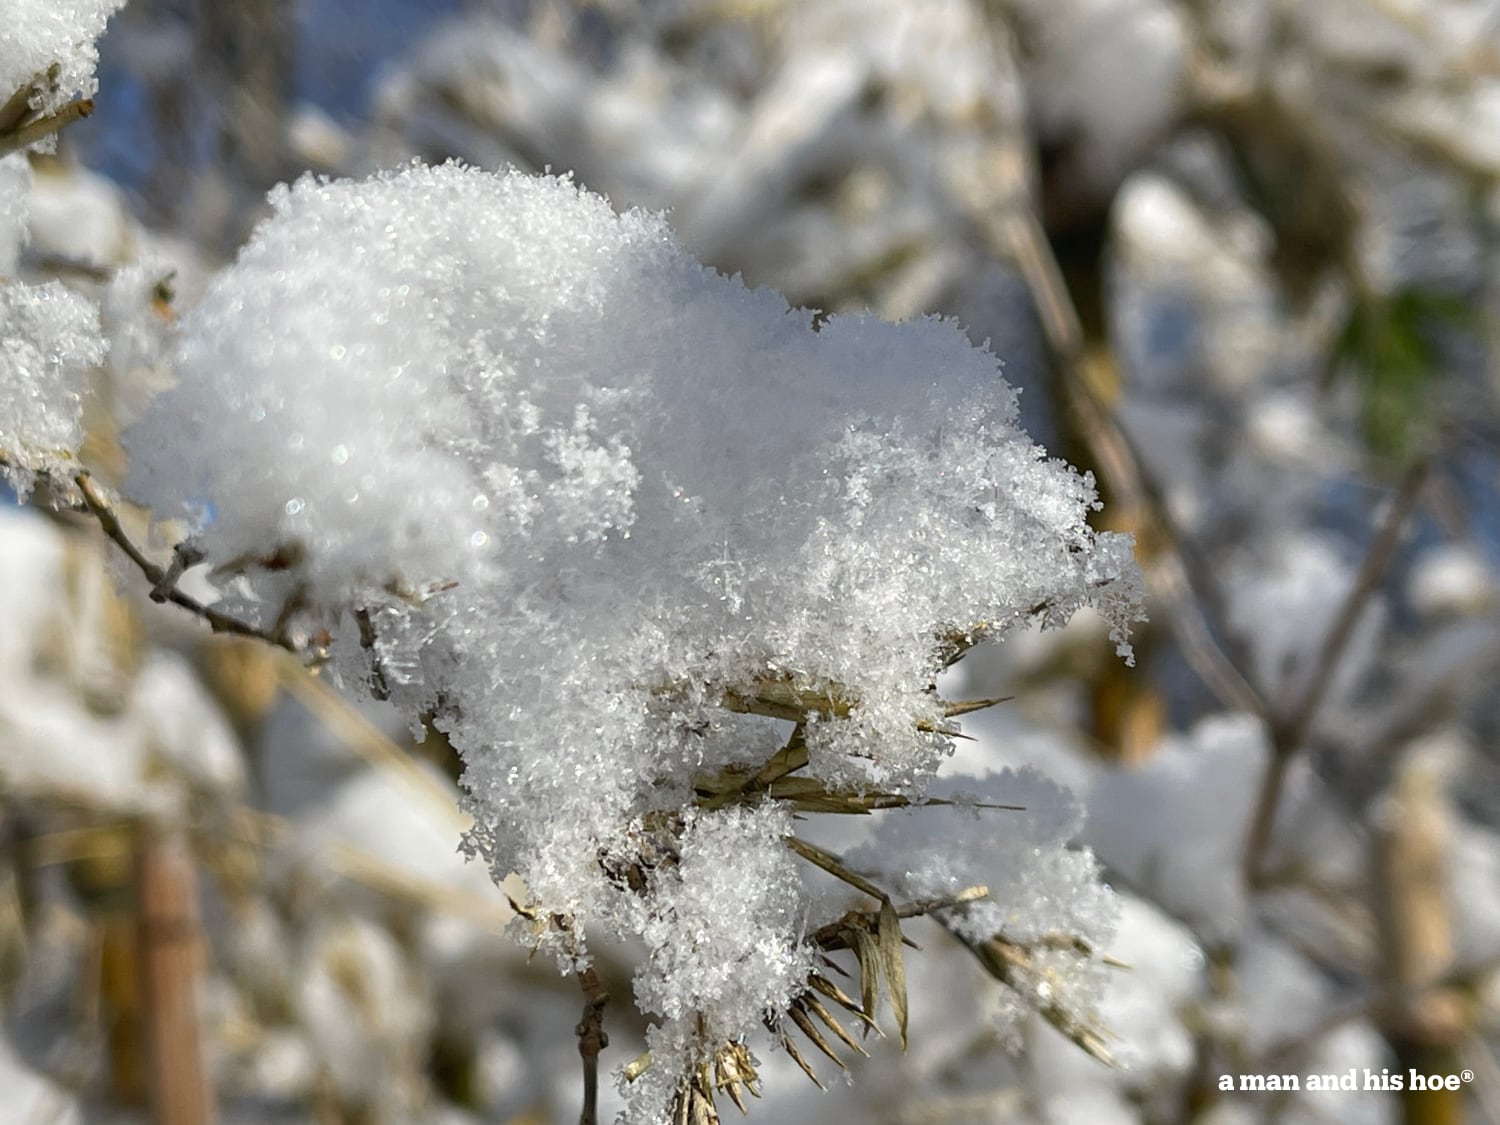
[0,0,125,125]
[122,161,1141,1115]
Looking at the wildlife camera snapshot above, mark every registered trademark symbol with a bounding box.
[1463,1069,1475,1083]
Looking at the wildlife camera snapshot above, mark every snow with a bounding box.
[0,1036,82,1125]
[121,160,1141,1108]
[25,163,133,267]
[1088,714,1273,937]
[1226,534,1383,704]
[0,279,103,494]
[1408,542,1497,618]
[0,508,249,814]
[854,768,1114,948]
[9,0,1500,1121]
[0,0,125,127]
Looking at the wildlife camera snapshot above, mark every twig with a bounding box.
[0,98,94,159]
[71,473,299,652]
[1281,457,1431,753]
[353,606,392,700]
[0,450,303,654]
[575,966,609,1125]
[151,541,205,603]
[1243,457,1430,886]
[0,74,42,133]
[893,885,989,919]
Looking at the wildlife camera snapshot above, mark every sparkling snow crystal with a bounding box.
[0,0,118,492]
[0,0,124,125]
[122,161,1141,1115]
[853,768,1119,1035]
[0,280,104,495]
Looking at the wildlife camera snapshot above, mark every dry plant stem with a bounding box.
[135,827,215,1125]
[996,201,1269,720]
[785,835,890,903]
[0,81,37,133]
[576,965,609,1125]
[352,606,392,699]
[0,98,93,159]
[1243,457,1431,887]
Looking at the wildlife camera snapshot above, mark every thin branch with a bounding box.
[575,965,609,1125]
[0,76,40,133]
[1280,457,1431,753]
[892,885,990,920]
[960,146,1430,892]
[151,541,205,603]
[1240,749,1293,893]
[72,472,299,652]
[1243,457,1430,886]
[352,606,392,700]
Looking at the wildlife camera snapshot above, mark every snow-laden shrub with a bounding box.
[3,145,1141,1119]
[120,161,1140,1116]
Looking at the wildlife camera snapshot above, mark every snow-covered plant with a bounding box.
[124,162,1141,1118]
[0,6,1152,1122]
[0,0,122,495]
[0,0,120,158]
[4,151,1141,1119]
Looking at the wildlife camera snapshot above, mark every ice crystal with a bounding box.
[1,0,124,135]
[121,161,1141,1114]
[0,280,104,495]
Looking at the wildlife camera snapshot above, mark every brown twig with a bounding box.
[0,77,41,133]
[352,606,392,700]
[1243,458,1430,887]
[1284,458,1431,753]
[575,964,609,1125]
[1,447,304,654]
[71,473,300,652]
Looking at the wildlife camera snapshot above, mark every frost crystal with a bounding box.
[0,280,104,495]
[122,162,1140,1113]
[853,768,1119,1036]
[0,0,124,122]
[855,769,1113,946]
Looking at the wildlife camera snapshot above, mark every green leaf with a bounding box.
[1331,286,1479,467]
